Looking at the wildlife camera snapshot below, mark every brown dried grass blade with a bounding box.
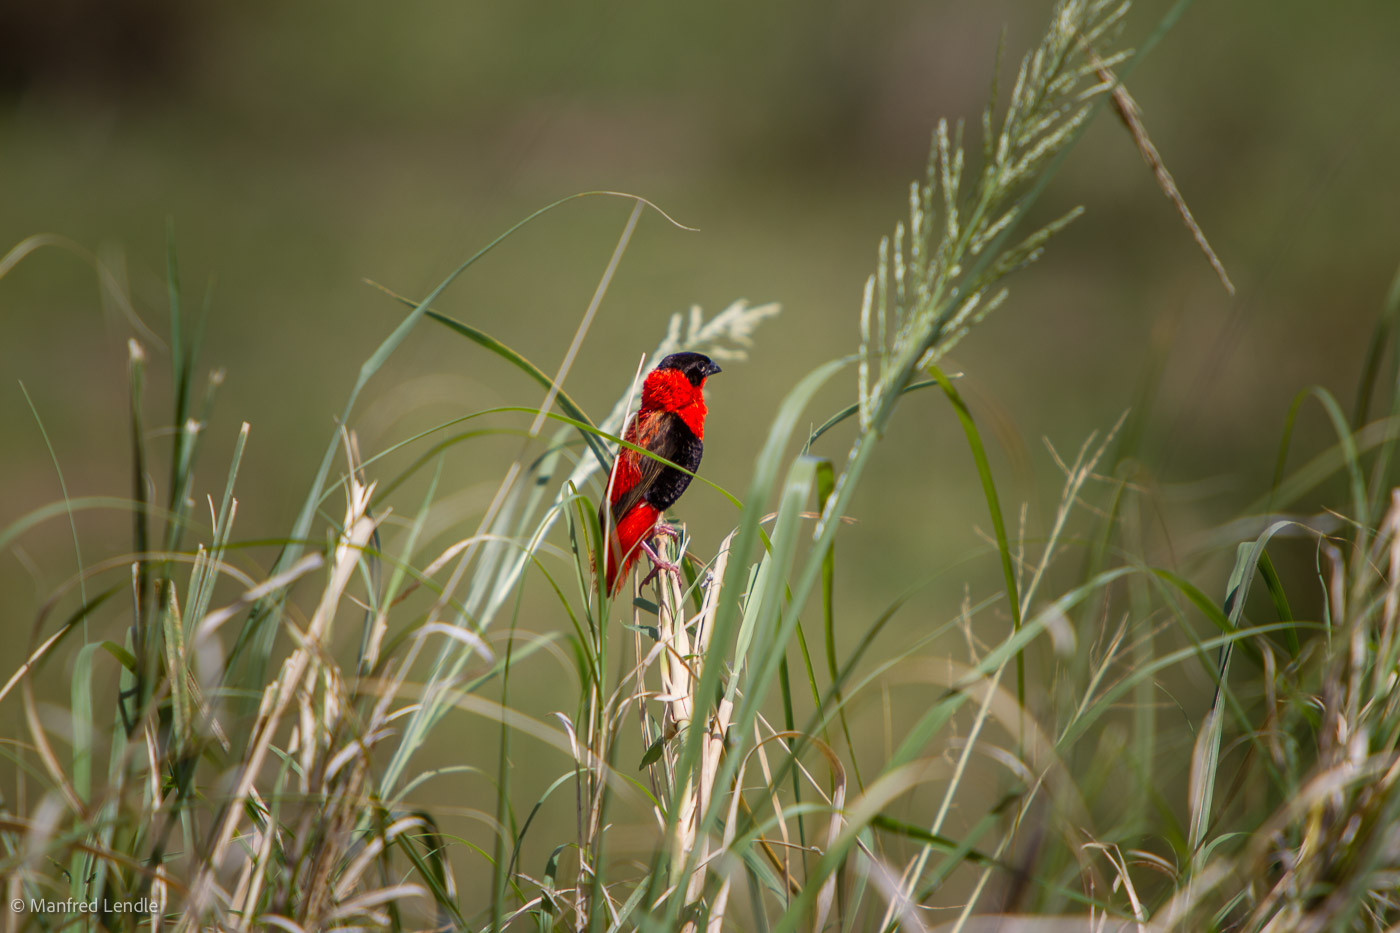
[1090,48,1235,296]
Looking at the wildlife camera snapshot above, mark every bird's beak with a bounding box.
[707,361,723,376]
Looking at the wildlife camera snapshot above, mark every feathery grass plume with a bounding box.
[856,0,1130,435]
[620,1,1146,925]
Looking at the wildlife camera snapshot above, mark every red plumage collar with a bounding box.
[640,368,709,439]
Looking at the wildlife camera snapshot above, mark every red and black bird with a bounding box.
[599,351,722,596]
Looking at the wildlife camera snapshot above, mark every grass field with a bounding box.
[2,0,1400,930]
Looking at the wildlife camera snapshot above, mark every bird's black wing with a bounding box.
[605,410,703,527]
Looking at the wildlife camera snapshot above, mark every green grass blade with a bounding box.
[18,381,87,611]
[228,195,653,686]
[166,221,185,436]
[648,358,847,915]
[366,279,607,468]
[1352,257,1400,428]
[396,821,469,930]
[805,378,942,448]
[505,771,575,883]
[1269,386,1366,534]
[929,363,1024,706]
[127,340,151,621]
[1255,550,1297,652]
[1361,259,1400,522]
[187,422,248,636]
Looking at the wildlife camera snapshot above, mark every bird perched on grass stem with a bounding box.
[599,351,722,596]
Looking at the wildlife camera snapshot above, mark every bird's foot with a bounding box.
[651,522,680,542]
[639,539,682,589]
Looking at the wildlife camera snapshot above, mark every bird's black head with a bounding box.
[657,351,722,386]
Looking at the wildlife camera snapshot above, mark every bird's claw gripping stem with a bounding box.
[639,539,681,589]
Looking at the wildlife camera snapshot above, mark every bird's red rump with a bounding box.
[602,501,659,595]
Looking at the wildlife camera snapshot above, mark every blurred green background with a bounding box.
[2,0,1398,909]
